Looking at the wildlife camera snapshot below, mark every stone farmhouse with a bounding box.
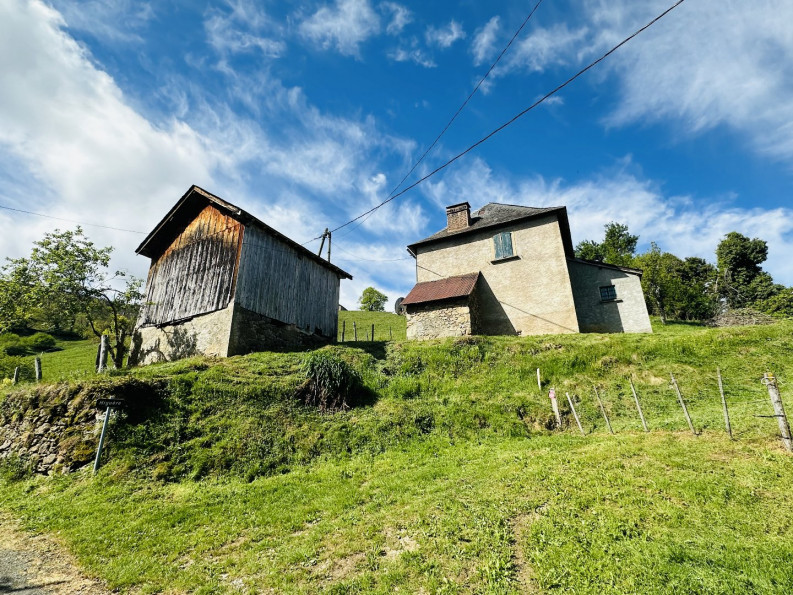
[402,202,652,339]
[129,185,352,364]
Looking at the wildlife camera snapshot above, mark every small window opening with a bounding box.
[600,285,617,301]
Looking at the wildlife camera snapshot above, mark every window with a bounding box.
[493,232,514,260]
[599,285,617,301]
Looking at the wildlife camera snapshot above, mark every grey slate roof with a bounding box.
[407,203,573,256]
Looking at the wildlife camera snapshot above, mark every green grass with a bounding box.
[1,318,793,592]
[338,310,406,341]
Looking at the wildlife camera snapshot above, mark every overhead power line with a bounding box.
[304,0,547,246]
[0,203,146,234]
[325,0,687,237]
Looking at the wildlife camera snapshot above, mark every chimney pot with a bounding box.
[446,202,471,232]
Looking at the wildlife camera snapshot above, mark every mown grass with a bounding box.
[1,318,792,592]
[1,433,791,593]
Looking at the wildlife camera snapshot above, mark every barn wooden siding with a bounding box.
[140,205,243,325]
[234,225,340,338]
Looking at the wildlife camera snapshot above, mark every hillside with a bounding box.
[1,319,792,593]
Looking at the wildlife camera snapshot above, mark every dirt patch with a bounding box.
[0,513,110,594]
[510,510,544,593]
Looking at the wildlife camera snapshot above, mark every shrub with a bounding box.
[0,333,26,356]
[24,332,57,352]
[297,350,362,412]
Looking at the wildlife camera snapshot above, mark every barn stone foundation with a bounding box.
[129,305,235,365]
[406,296,481,340]
[228,304,330,354]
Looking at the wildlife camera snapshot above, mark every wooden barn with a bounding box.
[129,185,352,364]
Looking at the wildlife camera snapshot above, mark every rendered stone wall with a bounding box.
[415,215,580,336]
[567,260,652,333]
[406,299,473,340]
[129,304,235,365]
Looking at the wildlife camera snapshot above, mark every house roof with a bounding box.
[135,185,352,280]
[568,257,643,276]
[401,272,480,306]
[407,203,574,257]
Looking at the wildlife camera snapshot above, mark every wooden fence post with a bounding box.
[593,386,614,434]
[341,320,346,342]
[629,378,649,432]
[97,335,109,373]
[371,324,375,342]
[717,367,732,439]
[566,392,585,435]
[536,368,541,391]
[390,326,392,340]
[13,366,20,385]
[34,357,42,382]
[670,373,696,436]
[549,388,561,429]
[353,322,357,342]
[764,372,792,452]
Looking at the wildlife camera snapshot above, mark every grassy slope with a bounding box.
[1,318,793,593]
[338,310,406,341]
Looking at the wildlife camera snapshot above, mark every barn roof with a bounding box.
[401,272,480,306]
[407,203,574,257]
[136,185,352,280]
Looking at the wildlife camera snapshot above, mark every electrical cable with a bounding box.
[325,0,687,237]
[0,203,146,234]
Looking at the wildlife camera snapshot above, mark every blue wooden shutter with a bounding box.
[494,232,513,259]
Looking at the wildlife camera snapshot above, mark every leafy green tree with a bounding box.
[715,232,774,307]
[574,222,638,267]
[0,228,142,368]
[633,243,683,325]
[358,287,388,312]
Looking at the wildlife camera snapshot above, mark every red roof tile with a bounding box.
[401,273,479,306]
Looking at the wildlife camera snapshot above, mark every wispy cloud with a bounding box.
[381,1,411,35]
[471,16,500,66]
[426,19,465,49]
[204,1,285,58]
[50,0,153,43]
[388,42,436,68]
[298,0,380,57]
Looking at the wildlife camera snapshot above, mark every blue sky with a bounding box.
[1,0,792,309]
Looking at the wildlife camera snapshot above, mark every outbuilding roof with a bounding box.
[135,185,352,279]
[407,203,573,257]
[401,272,480,306]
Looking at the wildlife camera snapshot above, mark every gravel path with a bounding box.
[0,513,110,594]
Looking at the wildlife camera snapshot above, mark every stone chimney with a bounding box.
[446,202,471,232]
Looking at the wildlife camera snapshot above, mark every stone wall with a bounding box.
[228,304,330,354]
[0,379,155,475]
[406,299,473,340]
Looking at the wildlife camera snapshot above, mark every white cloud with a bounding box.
[421,157,793,286]
[204,1,285,58]
[388,45,436,68]
[0,0,216,276]
[298,0,380,57]
[50,0,153,43]
[471,16,499,66]
[381,2,411,35]
[426,20,465,49]
[587,0,793,164]
[504,23,588,73]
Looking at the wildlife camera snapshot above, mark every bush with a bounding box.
[0,333,26,356]
[24,332,57,352]
[297,350,362,412]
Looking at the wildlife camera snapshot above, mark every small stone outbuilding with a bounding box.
[130,185,352,364]
[404,202,651,339]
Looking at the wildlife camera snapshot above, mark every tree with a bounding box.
[633,243,684,325]
[358,287,387,311]
[715,232,773,308]
[574,222,638,267]
[0,228,142,368]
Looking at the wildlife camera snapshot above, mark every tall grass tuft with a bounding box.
[297,350,362,412]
